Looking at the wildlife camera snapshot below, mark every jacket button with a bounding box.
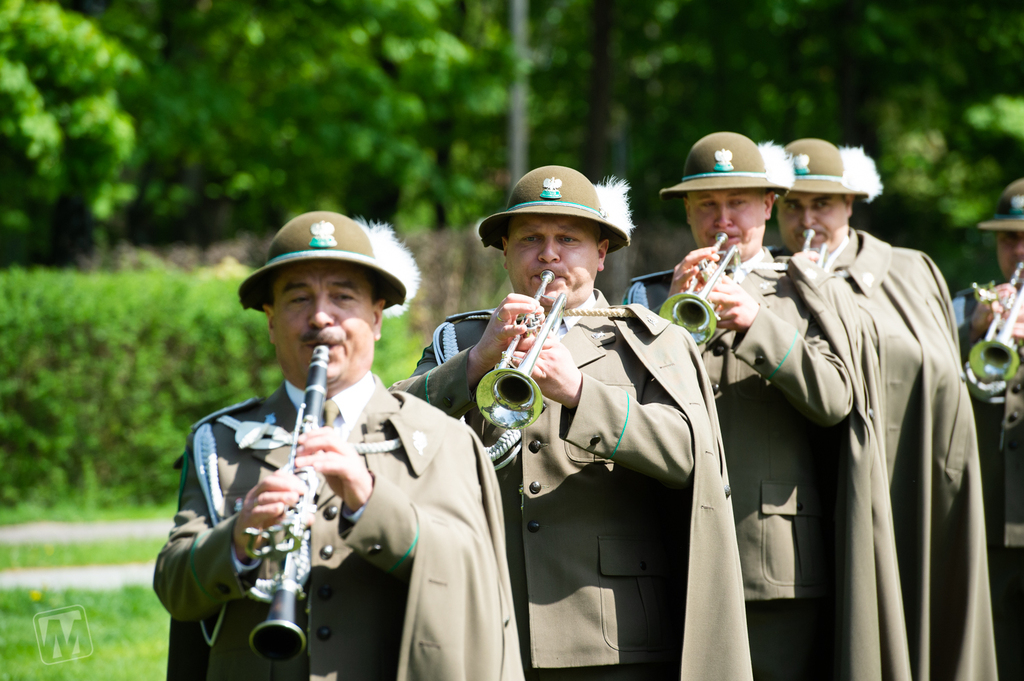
[1010,441,1019,450]
[712,383,720,393]
[724,484,731,498]
[318,584,332,600]
[529,481,541,494]
[368,544,383,555]
[323,506,338,521]
[527,520,540,533]
[796,502,804,512]
[712,344,726,356]
[316,626,331,641]
[1014,384,1022,394]
[528,440,542,453]
[754,354,766,365]
[639,561,647,571]
[443,396,453,407]
[320,545,334,560]
[216,583,230,595]
[1013,411,1021,422]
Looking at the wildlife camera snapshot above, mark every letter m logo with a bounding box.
[33,605,93,664]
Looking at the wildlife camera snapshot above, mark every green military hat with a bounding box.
[784,138,883,202]
[478,165,635,252]
[978,178,1024,232]
[660,131,794,198]
[238,211,421,316]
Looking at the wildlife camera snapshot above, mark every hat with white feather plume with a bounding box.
[660,132,795,198]
[238,211,420,317]
[784,138,883,202]
[478,165,635,252]
[978,178,1024,232]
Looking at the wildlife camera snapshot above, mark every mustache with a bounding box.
[300,328,345,345]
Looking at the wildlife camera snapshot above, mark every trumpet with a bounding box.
[245,345,329,661]
[969,262,1024,382]
[477,270,567,430]
[659,232,741,344]
[801,229,828,261]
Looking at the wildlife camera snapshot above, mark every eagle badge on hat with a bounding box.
[714,149,734,172]
[794,154,811,176]
[1011,195,1024,216]
[309,221,338,248]
[540,177,563,199]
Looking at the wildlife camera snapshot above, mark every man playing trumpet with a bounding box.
[957,177,1024,680]
[155,212,523,681]
[394,166,752,681]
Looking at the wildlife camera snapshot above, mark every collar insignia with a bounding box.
[794,154,810,176]
[714,149,734,172]
[863,272,875,288]
[540,177,562,199]
[1011,195,1024,216]
[309,221,338,248]
[412,430,428,457]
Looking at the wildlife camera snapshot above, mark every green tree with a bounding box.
[0,0,139,264]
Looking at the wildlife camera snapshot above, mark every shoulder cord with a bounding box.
[625,281,649,308]
[191,424,227,646]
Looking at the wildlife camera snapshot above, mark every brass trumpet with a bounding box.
[659,232,741,344]
[969,262,1024,382]
[801,228,828,261]
[477,270,567,430]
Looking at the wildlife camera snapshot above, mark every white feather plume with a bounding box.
[757,141,795,190]
[839,146,883,202]
[354,217,421,318]
[594,177,635,237]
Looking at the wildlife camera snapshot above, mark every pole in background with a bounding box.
[508,0,529,192]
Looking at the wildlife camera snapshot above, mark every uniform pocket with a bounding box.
[597,536,673,652]
[759,481,826,588]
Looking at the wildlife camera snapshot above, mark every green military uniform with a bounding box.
[628,132,910,681]
[955,177,1024,681]
[782,139,996,681]
[394,166,753,681]
[155,213,523,681]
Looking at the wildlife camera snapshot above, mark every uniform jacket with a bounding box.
[392,291,753,681]
[956,293,1024,548]
[629,252,914,681]
[154,378,523,681]
[831,231,996,681]
[631,249,855,601]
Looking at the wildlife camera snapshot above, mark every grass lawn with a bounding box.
[0,501,178,527]
[0,537,167,572]
[0,587,168,681]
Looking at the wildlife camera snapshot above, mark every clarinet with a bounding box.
[246,345,329,661]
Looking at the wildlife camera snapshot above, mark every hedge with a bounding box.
[0,267,423,507]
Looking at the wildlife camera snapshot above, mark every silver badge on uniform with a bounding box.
[1011,195,1024,216]
[540,177,562,199]
[412,431,428,457]
[309,221,338,248]
[714,149,734,172]
[794,154,810,176]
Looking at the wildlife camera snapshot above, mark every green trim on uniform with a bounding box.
[190,531,218,601]
[388,523,419,574]
[767,331,800,381]
[423,370,432,405]
[177,450,189,511]
[608,392,631,460]
[680,171,768,182]
[507,199,603,219]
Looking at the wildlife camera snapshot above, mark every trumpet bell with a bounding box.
[476,367,544,430]
[969,339,1021,382]
[659,292,718,345]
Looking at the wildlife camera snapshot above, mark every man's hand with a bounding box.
[667,245,723,297]
[467,293,545,389]
[232,471,308,563]
[514,334,584,408]
[791,250,821,264]
[295,427,374,516]
[706,275,761,332]
[972,283,1024,343]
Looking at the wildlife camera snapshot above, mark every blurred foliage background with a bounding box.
[2,0,1024,505]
